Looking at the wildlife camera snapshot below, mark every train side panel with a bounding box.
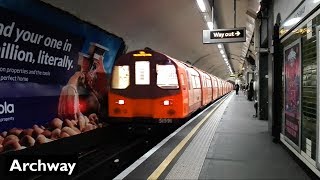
[176,63,191,118]
[210,75,218,100]
[185,67,202,113]
[205,72,213,102]
[196,69,211,107]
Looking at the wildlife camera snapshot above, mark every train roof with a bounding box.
[121,48,227,82]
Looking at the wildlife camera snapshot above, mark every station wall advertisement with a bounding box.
[283,38,301,151]
[0,0,125,153]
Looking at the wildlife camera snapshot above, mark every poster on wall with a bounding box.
[283,38,301,152]
[0,0,124,153]
[316,26,320,169]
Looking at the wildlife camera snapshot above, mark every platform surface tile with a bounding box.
[166,92,311,180]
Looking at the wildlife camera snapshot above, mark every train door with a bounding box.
[222,81,225,95]
[206,75,213,102]
[211,76,217,100]
[196,70,205,106]
[181,73,189,116]
[187,70,194,108]
[216,79,220,97]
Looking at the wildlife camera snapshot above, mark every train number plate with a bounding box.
[159,118,173,123]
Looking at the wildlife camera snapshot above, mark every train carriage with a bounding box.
[108,48,231,124]
[195,68,212,107]
[210,75,219,100]
[109,49,200,123]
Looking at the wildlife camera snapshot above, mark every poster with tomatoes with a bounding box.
[0,0,125,153]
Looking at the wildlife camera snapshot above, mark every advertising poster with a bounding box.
[317,26,320,169]
[0,0,124,153]
[284,38,301,151]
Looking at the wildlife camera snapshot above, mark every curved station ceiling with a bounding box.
[42,0,260,79]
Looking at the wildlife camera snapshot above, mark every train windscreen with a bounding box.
[111,65,130,89]
[156,64,179,89]
[135,61,150,85]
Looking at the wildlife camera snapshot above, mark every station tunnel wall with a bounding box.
[280,7,319,165]
[0,0,125,153]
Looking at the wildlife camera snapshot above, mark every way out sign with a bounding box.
[203,27,246,44]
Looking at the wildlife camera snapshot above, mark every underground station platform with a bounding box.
[113,92,311,180]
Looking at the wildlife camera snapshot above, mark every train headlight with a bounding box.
[163,100,173,106]
[118,100,125,105]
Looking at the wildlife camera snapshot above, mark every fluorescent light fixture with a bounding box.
[218,44,222,49]
[207,21,213,30]
[222,54,226,58]
[283,17,302,27]
[203,12,211,22]
[196,0,206,12]
[220,50,224,54]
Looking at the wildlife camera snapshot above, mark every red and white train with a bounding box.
[108,48,232,123]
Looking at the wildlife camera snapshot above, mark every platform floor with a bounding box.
[115,92,311,180]
[166,92,310,180]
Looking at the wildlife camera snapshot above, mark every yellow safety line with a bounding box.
[147,94,231,180]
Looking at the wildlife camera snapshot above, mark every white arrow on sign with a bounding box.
[235,31,241,36]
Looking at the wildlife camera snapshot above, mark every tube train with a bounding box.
[108,48,233,124]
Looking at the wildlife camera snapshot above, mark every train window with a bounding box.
[195,76,201,89]
[156,64,179,89]
[192,76,196,88]
[187,73,191,90]
[180,74,185,86]
[207,79,211,88]
[135,61,150,85]
[112,65,130,89]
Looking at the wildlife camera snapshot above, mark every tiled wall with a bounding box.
[281,13,319,160]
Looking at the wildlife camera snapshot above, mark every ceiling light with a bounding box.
[207,22,213,30]
[314,0,320,3]
[196,0,206,12]
[283,17,302,27]
[222,54,226,58]
[218,44,222,49]
[220,50,224,54]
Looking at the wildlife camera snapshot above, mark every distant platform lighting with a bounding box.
[283,17,302,27]
[196,0,206,12]
[207,22,213,30]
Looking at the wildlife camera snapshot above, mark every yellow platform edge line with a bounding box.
[147,93,232,180]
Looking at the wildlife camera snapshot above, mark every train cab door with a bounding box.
[179,69,189,114]
[187,69,194,109]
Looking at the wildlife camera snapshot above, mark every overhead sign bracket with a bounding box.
[203,27,246,44]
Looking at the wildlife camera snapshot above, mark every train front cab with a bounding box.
[109,50,185,123]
